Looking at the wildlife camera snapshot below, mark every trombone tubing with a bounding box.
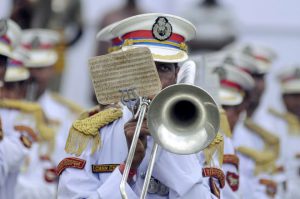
[120,99,149,199]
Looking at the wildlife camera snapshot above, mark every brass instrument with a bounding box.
[120,83,220,199]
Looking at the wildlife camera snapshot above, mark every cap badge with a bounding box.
[31,36,41,49]
[213,66,227,80]
[152,16,172,41]
[295,68,300,78]
[0,19,8,37]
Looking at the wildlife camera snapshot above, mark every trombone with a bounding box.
[120,83,220,199]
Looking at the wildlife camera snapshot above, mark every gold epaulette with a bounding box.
[0,99,55,154]
[269,108,300,135]
[204,133,224,167]
[219,108,232,138]
[65,106,123,156]
[245,118,280,158]
[50,92,84,115]
[0,99,41,112]
[236,146,276,175]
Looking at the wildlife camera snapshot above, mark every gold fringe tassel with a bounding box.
[65,107,122,156]
[219,108,232,138]
[50,92,84,115]
[245,118,280,159]
[269,108,300,135]
[236,146,276,175]
[0,99,55,156]
[204,133,224,167]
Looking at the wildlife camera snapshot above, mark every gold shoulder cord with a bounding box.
[0,99,55,155]
[236,146,276,175]
[269,108,300,135]
[244,118,280,159]
[219,108,232,138]
[50,92,84,115]
[65,107,123,156]
[204,133,224,167]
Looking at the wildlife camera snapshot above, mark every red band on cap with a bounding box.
[22,43,54,50]
[254,55,270,63]
[281,76,299,83]
[221,80,242,91]
[9,59,24,66]
[111,37,122,46]
[238,67,252,74]
[122,30,185,43]
[0,35,11,45]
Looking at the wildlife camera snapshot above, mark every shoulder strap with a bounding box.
[203,133,224,167]
[219,108,232,138]
[0,99,55,154]
[50,92,84,115]
[236,146,276,175]
[244,118,280,158]
[269,108,300,135]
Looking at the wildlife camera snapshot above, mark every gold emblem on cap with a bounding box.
[152,16,172,41]
[0,19,8,37]
[295,68,300,78]
[213,66,227,80]
[31,36,41,49]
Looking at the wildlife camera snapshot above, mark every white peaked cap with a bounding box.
[225,42,276,74]
[0,19,22,59]
[4,66,29,82]
[277,65,300,94]
[5,47,30,82]
[212,64,254,106]
[96,21,121,42]
[110,13,196,63]
[21,29,60,68]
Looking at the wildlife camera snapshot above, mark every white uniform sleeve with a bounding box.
[57,152,138,199]
[0,134,28,186]
[222,162,240,199]
[152,149,217,199]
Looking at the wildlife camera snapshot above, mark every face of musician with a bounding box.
[2,81,28,100]
[0,55,8,98]
[0,55,7,81]
[155,62,179,89]
[247,73,265,111]
[283,93,300,119]
[222,104,244,131]
[124,61,179,170]
[28,65,54,99]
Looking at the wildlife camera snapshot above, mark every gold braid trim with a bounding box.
[50,92,84,115]
[204,133,224,167]
[122,39,188,52]
[152,51,186,61]
[269,108,300,135]
[245,118,280,159]
[236,146,276,175]
[65,107,123,156]
[219,108,232,138]
[0,99,55,155]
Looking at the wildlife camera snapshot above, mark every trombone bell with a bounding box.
[147,84,220,154]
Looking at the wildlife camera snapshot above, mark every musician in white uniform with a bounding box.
[57,13,219,199]
[0,18,35,199]
[273,65,300,199]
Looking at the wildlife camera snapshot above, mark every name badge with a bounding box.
[92,164,119,173]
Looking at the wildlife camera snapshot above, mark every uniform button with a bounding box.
[157,183,169,196]
[147,178,159,194]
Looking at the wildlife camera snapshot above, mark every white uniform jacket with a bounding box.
[58,107,217,199]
